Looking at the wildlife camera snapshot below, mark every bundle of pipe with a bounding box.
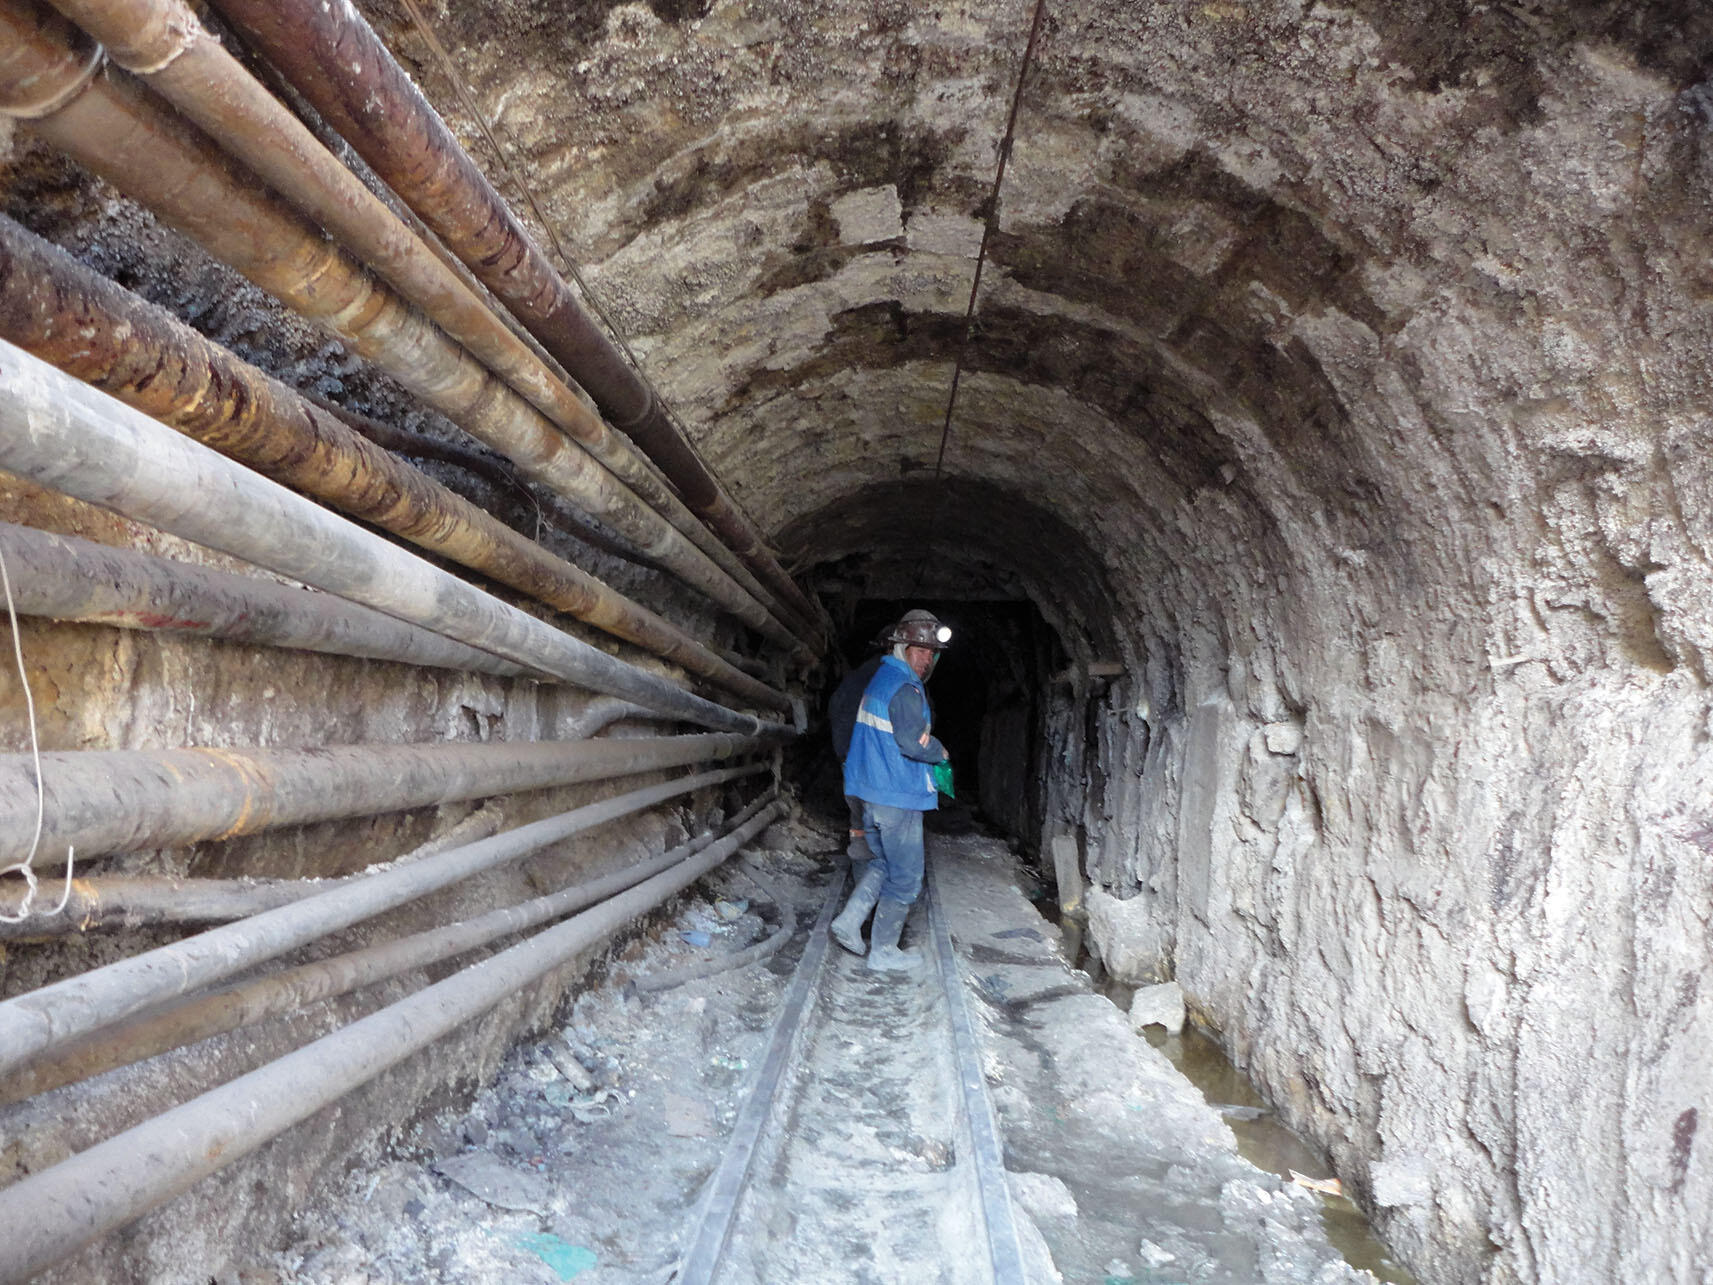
[0,218,789,712]
[197,0,826,641]
[0,793,788,1281]
[309,394,671,574]
[0,761,769,1078]
[0,0,818,663]
[0,521,536,678]
[0,338,792,735]
[0,791,779,1105]
[0,731,766,867]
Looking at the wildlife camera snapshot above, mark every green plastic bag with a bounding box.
[931,758,955,798]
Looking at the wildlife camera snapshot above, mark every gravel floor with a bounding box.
[246,811,1398,1285]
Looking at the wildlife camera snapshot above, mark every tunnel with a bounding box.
[0,0,1710,1281]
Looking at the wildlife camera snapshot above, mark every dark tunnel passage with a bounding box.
[789,594,1067,849]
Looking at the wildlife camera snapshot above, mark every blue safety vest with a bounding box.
[843,655,938,811]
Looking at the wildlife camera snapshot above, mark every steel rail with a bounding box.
[0,337,788,735]
[0,761,766,1081]
[0,217,788,711]
[0,1,812,659]
[675,878,844,1285]
[926,857,1030,1285]
[0,794,782,1108]
[0,780,774,1284]
[206,0,826,640]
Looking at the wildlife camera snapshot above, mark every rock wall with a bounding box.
[3,0,1711,1279]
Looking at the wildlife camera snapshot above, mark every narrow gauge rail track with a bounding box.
[675,862,1028,1285]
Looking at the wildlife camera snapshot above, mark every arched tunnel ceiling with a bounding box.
[370,0,1713,677]
[775,477,1120,655]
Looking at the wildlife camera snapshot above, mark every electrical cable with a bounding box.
[930,0,1051,484]
[0,541,72,924]
[916,0,1051,594]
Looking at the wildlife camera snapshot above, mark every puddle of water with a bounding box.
[1087,968,1417,1285]
[1142,1024,1418,1285]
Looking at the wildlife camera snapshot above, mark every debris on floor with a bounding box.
[250,812,1407,1284]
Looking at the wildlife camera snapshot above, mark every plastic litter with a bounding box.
[508,1230,597,1281]
[680,929,712,947]
[1289,1169,1343,1196]
[931,758,955,797]
[566,1087,623,1124]
[714,898,749,921]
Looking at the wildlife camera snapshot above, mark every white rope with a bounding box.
[0,542,73,923]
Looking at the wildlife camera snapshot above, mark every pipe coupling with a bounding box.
[0,34,104,121]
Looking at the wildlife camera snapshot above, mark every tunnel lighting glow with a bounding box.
[936,626,952,643]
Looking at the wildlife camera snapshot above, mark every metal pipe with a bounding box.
[0,798,519,940]
[0,700,665,936]
[0,522,537,677]
[0,794,780,1106]
[0,337,792,735]
[0,217,787,707]
[37,0,620,471]
[308,394,669,574]
[204,0,827,639]
[0,731,764,866]
[0,2,812,658]
[0,760,765,1081]
[34,0,777,613]
[0,781,770,1283]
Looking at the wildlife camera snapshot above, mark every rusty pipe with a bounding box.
[0,3,811,659]
[0,338,795,735]
[0,802,517,939]
[33,0,798,629]
[0,760,765,1083]
[0,793,779,1106]
[308,394,670,574]
[0,217,790,712]
[0,521,540,678]
[0,775,771,1283]
[37,0,625,466]
[206,0,827,639]
[0,731,765,865]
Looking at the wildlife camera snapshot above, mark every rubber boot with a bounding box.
[830,865,884,956]
[865,896,922,972]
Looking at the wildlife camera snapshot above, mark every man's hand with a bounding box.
[918,730,931,748]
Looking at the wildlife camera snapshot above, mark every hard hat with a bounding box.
[888,608,953,650]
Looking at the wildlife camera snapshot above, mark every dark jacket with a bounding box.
[829,655,883,762]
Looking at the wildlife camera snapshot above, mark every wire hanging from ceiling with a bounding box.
[911,0,1049,599]
[929,0,1051,485]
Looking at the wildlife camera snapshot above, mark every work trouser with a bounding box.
[844,793,876,870]
[862,802,925,905]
